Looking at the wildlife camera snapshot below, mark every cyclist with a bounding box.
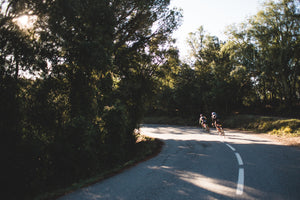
[199,114,210,132]
[211,112,224,136]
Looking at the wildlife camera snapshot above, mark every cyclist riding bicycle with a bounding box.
[199,114,210,132]
[211,112,224,136]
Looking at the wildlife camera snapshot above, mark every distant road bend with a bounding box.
[59,124,300,200]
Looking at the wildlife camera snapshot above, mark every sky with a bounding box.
[169,0,264,59]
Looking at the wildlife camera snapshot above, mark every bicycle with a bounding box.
[201,121,210,133]
[199,114,210,133]
[211,121,225,136]
[215,122,225,136]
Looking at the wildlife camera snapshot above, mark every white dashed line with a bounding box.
[224,143,244,195]
[235,153,244,166]
[237,168,244,195]
[226,143,236,151]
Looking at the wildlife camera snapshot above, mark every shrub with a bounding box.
[224,114,300,136]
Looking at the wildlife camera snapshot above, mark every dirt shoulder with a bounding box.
[255,133,300,148]
[228,129,300,148]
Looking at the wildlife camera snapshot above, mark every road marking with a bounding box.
[235,153,244,166]
[237,168,244,195]
[226,143,236,151]
[224,143,244,195]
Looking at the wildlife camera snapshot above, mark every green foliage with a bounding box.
[2,0,299,199]
[225,0,300,107]
[150,0,299,119]
[150,27,243,117]
[1,0,181,199]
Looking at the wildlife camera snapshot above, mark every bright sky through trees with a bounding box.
[12,14,37,30]
[170,0,264,59]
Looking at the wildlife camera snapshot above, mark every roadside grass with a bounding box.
[144,114,300,137]
[35,135,163,200]
[224,115,300,137]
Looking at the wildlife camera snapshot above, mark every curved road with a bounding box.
[59,124,300,200]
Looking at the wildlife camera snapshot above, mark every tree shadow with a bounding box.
[59,125,300,200]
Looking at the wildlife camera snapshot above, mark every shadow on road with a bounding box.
[59,125,300,200]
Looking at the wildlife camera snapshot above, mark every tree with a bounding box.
[1,0,182,198]
[185,27,241,114]
[225,0,299,111]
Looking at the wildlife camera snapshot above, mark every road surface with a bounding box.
[58,124,300,200]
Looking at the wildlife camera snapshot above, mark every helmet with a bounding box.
[212,112,217,119]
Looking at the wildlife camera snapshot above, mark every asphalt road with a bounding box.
[58,124,300,200]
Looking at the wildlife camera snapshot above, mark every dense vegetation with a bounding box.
[150,0,299,118]
[1,0,181,199]
[0,0,299,199]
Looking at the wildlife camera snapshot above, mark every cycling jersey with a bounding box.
[199,116,207,124]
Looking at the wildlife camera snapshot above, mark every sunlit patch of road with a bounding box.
[59,125,300,200]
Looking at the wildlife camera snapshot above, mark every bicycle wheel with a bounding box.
[220,128,225,136]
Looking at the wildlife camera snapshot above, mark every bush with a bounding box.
[224,114,300,136]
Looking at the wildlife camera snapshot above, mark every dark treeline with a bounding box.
[1,0,181,199]
[0,0,299,199]
[150,0,300,119]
